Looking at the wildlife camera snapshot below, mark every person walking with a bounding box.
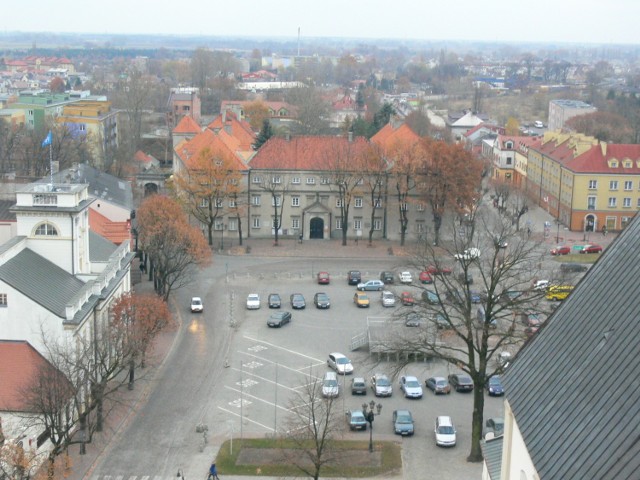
[208,462,220,480]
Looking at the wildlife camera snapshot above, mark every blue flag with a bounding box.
[41,131,52,148]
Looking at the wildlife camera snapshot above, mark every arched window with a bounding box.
[35,222,58,236]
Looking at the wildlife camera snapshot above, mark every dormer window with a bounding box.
[33,193,57,205]
[505,141,514,149]
[623,160,632,168]
[34,222,58,236]
[608,159,619,168]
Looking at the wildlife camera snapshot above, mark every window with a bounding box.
[374,199,382,208]
[252,217,261,228]
[506,157,512,165]
[252,175,262,184]
[291,196,300,207]
[33,194,57,205]
[416,222,425,233]
[215,198,223,208]
[321,177,330,185]
[228,219,237,231]
[200,198,209,208]
[306,177,316,185]
[183,105,190,111]
[356,178,364,185]
[228,199,236,208]
[353,219,362,230]
[336,198,344,208]
[373,219,382,230]
[400,203,408,211]
[291,218,300,229]
[354,197,363,208]
[416,203,425,211]
[588,180,598,189]
[623,197,631,208]
[215,159,223,167]
[587,196,596,210]
[624,180,633,191]
[610,180,619,190]
[228,178,238,186]
[291,177,301,184]
[271,196,281,206]
[272,176,281,184]
[608,197,617,208]
[0,293,6,307]
[272,217,280,229]
[214,220,224,231]
[622,216,631,228]
[335,218,343,230]
[35,223,58,236]
[252,195,261,206]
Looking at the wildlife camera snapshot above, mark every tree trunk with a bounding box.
[79,414,86,455]
[237,214,243,246]
[128,360,135,390]
[467,384,485,462]
[207,222,213,246]
[95,385,104,432]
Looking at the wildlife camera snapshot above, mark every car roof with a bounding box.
[248,293,259,297]
[191,297,202,301]
[403,375,418,381]
[396,409,412,416]
[437,415,453,425]
[330,352,346,358]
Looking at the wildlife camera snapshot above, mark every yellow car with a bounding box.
[354,292,370,308]
[545,285,574,301]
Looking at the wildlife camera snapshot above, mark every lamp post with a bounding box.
[220,223,226,250]
[555,219,561,244]
[362,400,382,453]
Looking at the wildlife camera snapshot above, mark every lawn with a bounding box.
[215,438,402,477]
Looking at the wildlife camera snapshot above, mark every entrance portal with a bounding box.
[585,214,595,232]
[310,217,324,239]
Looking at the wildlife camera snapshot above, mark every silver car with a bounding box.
[371,373,393,397]
[399,375,423,398]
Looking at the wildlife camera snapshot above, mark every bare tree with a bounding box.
[259,174,288,246]
[361,144,388,245]
[281,371,341,480]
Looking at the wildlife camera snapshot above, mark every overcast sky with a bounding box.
[6,0,639,45]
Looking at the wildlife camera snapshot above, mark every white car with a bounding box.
[327,352,354,374]
[454,247,481,261]
[398,271,413,284]
[533,279,550,291]
[399,375,423,398]
[190,297,204,313]
[381,291,396,307]
[246,293,261,310]
[435,416,457,447]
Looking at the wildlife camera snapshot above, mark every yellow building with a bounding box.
[56,100,119,169]
[526,131,640,232]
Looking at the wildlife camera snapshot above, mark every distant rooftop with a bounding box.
[550,99,594,109]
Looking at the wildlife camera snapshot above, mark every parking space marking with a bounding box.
[237,378,259,388]
[238,351,325,376]
[217,406,275,432]
[248,344,268,353]
[224,386,293,413]
[243,336,324,362]
[228,368,300,392]
[229,398,252,408]
[242,361,263,369]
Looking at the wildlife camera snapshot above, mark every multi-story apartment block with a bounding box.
[526,132,640,232]
[484,135,537,187]
[547,99,597,131]
[11,91,78,130]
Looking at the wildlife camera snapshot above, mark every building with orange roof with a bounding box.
[526,131,640,232]
[371,119,421,152]
[483,134,539,187]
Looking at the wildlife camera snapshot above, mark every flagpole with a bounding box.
[49,140,53,187]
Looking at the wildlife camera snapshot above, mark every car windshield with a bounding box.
[376,377,390,386]
[293,295,303,301]
[406,380,420,388]
[248,295,259,301]
[489,377,502,386]
[271,313,285,319]
[436,379,446,387]
[337,357,350,365]
[326,380,337,387]
[317,294,328,300]
[351,412,365,421]
[396,414,412,423]
[438,426,455,434]
[192,299,201,305]
[459,376,472,383]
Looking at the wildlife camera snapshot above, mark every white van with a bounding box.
[534,120,544,128]
[322,371,339,398]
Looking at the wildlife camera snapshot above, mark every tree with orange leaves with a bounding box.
[172,147,243,246]
[137,194,211,300]
[419,138,483,246]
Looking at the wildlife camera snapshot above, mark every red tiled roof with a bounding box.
[371,122,420,151]
[568,144,640,174]
[134,150,153,164]
[207,111,256,149]
[173,115,201,134]
[250,136,370,170]
[463,123,503,138]
[176,129,250,171]
[0,341,62,412]
[89,208,132,245]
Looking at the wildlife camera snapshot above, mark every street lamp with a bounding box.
[362,400,382,453]
[220,223,226,250]
[555,219,561,243]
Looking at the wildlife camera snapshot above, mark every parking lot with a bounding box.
[202,261,505,479]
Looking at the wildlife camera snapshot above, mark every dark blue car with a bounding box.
[486,376,504,396]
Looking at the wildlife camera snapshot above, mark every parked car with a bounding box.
[425,376,451,394]
[353,291,370,308]
[560,263,588,273]
[486,376,505,396]
[322,371,339,398]
[405,312,422,327]
[448,373,474,392]
[499,290,525,304]
[346,410,367,431]
[458,272,474,285]
[317,271,330,284]
[433,313,451,330]
[399,375,423,398]
[532,280,549,291]
[347,270,361,285]
[393,410,415,436]
[314,292,331,309]
[290,293,306,309]
[380,271,395,284]
[419,271,434,284]
[546,285,574,301]
[327,352,353,374]
[371,373,393,397]
[246,293,261,310]
[470,291,482,303]
[534,120,544,128]
[398,271,413,284]
[400,291,415,306]
[454,247,481,261]
[190,297,204,313]
[351,377,367,395]
[580,244,603,254]
[422,290,441,305]
[425,265,452,276]
[435,416,457,447]
[267,311,292,327]
[381,290,396,307]
[484,417,505,437]
[357,280,384,291]
[550,245,571,255]
[268,293,281,308]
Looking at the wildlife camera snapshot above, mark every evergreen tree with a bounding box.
[253,119,274,150]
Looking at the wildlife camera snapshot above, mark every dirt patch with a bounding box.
[236,448,382,468]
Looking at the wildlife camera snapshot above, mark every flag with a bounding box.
[41,131,52,148]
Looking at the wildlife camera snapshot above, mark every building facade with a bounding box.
[547,99,597,131]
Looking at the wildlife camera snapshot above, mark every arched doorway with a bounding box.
[144,183,158,196]
[585,214,595,232]
[310,217,324,239]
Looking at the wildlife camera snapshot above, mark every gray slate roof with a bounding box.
[40,163,133,211]
[481,436,503,480]
[503,214,640,479]
[0,200,16,221]
[0,249,85,317]
[89,230,118,262]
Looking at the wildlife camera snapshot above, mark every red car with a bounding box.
[425,265,452,276]
[400,292,415,306]
[550,245,570,255]
[580,244,603,254]
[419,271,433,284]
[317,271,330,284]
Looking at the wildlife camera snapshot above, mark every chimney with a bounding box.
[600,141,607,156]
[348,131,353,142]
